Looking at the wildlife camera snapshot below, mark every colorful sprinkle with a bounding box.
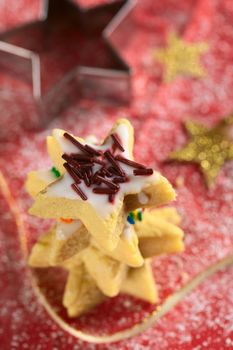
[129,212,135,220]
[127,209,143,225]
[51,166,61,178]
[127,215,135,225]
[60,218,73,224]
[138,210,143,221]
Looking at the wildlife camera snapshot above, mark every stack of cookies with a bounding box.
[27,119,184,317]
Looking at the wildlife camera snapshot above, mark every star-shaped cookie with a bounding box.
[27,118,184,317]
[29,207,184,317]
[28,119,176,252]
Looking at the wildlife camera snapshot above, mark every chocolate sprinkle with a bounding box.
[62,131,153,203]
[111,133,125,152]
[104,150,125,176]
[85,144,102,156]
[100,167,112,177]
[95,175,120,190]
[62,154,80,168]
[71,183,88,200]
[93,187,118,194]
[80,163,93,168]
[93,158,105,165]
[70,166,84,180]
[113,176,128,183]
[82,170,91,187]
[133,168,153,176]
[115,155,146,169]
[70,154,94,162]
[64,133,92,155]
[63,163,81,183]
[108,166,120,176]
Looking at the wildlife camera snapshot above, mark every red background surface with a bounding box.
[0,0,233,349]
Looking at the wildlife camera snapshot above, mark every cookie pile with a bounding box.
[27,119,184,317]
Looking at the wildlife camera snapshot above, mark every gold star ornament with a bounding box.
[154,32,208,83]
[169,116,233,187]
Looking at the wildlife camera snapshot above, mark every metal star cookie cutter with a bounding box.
[0,0,135,125]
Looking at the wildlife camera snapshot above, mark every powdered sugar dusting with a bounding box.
[0,0,233,348]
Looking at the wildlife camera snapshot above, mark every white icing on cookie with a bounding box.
[85,135,98,144]
[46,124,159,218]
[123,223,134,240]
